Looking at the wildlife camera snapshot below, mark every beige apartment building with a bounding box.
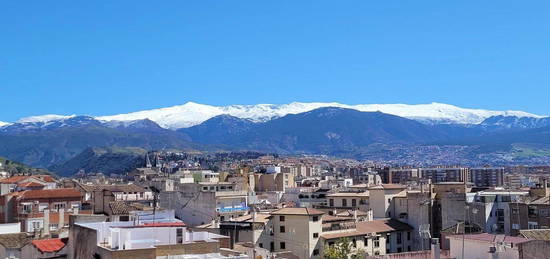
[267,208,324,258]
[254,172,296,192]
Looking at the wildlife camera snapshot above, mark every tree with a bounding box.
[322,237,365,259]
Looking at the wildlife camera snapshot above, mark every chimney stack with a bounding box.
[366,209,373,221]
[43,209,50,237]
[59,208,65,232]
[431,238,440,259]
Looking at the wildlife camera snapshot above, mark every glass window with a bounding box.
[280,226,285,233]
[352,199,357,207]
[176,228,183,243]
[397,233,402,244]
[280,242,286,249]
[280,216,285,222]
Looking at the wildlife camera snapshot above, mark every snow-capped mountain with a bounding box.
[97,102,543,129]
[2,102,544,130]
[0,121,10,127]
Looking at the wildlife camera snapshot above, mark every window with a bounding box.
[407,231,411,241]
[259,243,263,248]
[352,199,357,207]
[176,228,183,243]
[407,246,411,251]
[329,199,334,207]
[328,242,335,246]
[280,226,285,233]
[512,207,520,214]
[528,206,538,217]
[342,199,348,207]
[313,233,319,238]
[397,233,402,244]
[50,223,59,230]
[280,216,285,222]
[528,222,539,229]
[313,249,319,256]
[397,247,402,253]
[280,242,286,249]
[53,203,65,211]
[21,203,32,213]
[352,238,357,248]
[270,242,274,252]
[312,216,319,222]
[374,236,380,247]
[32,221,40,230]
[119,215,129,221]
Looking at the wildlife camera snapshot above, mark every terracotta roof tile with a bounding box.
[0,176,30,184]
[271,207,324,216]
[320,219,412,240]
[17,182,44,188]
[32,238,67,253]
[13,188,82,200]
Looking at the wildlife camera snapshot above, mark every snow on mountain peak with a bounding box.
[95,102,544,129]
[0,121,11,127]
[17,114,76,123]
[4,102,544,130]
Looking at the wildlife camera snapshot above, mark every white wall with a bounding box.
[0,222,20,234]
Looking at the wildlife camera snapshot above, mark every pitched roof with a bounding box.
[270,207,325,216]
[32,238,67,253]
[109,201,153,215]
[91,184,146,193]
[320,219,412,240]
[229,213,271,224]
[12,188,82,200]
[0,233,31,249]
[0,176,30,184]
[17,182,44,188]
[520,229,550,241]
[447,233,529,245]
[33,175,56,183]
[0,175,56,184]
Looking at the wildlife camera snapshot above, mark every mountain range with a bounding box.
[1,102,549,175]
[4,102,544,129]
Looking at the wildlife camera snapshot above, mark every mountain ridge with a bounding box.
[3,102,544,129]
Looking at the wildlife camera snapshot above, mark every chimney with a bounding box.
[59,208,65,231]
[431,238,440,259]
[43,209,50,236]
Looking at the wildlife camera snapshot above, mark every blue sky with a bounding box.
[1,1,549,121]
